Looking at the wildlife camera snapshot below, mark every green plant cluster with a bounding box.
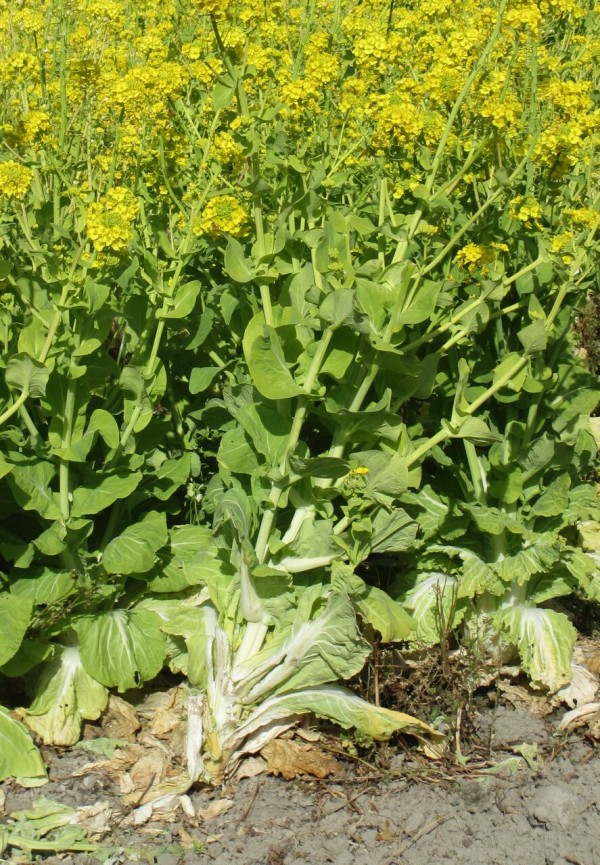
[0,0,599,790]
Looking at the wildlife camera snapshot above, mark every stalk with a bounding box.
[59,376,78,522]
[254,327,334,563]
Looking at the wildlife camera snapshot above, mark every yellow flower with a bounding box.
[0,160,33,200]
[85,186,139,253]
[455,243,496,273]
[195,195,249,238]
[509,196,543,228]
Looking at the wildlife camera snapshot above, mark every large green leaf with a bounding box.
[7,459,61,520]
[10,568,76,605]
[102,510,168,574]
[0,706,47,786]
[218,427,260,475]
[71,471,143,517]
[5,353,49,398]
[75,607,166,691]
[371,508,418,552]
[402,572,460,645]
[0,594,32,666]
[235,685,444,757]
[244,318,303,400]
[357,586,414,642]
[498,606,576,691]
[19,646,108,746]
[156,280,201,320]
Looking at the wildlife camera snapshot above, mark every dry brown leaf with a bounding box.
[121,748,170,807]
[101,695,140,742]
[558,702,600,736]
[107,743,144,772]
[295,728,321,743]
[498,681,554,718]
[261,739,342,780]
[197,799,234,821]
[235,756,267,780]
[178,825,196,848]
[0,789,6,813]
[556,663,599,709]
[377,819,395,842]
[586,653,600,676]
[72,801,115,837]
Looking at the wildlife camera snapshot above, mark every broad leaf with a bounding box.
[498,606,576,691]
[0,594,32,665]
[19,646,108,746]
[0,706,47,786]
[71,471,143,517]
[75,607,166,691]
[102,510,168,574]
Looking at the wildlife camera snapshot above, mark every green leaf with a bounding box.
[75,607,166,691]
[518,320,547,355]
[102,510,168,574]
[451,417,501,446]
[5,353,49,398]
[402,572,460,645]
[71,471,143,517]
[169,524,216,560]
[530,473,571,518]
[492,353,527,393]
[357,586,414,642]
[0,706,47,786]
[190,366,220,394]
[224,237,254,283]
[213,73,237,110]
[289,455,351,479]
[0,594,32,665]
[10,568,76,605]
[19,646,108,746]
[371,508,418,553]
[150,454,191,501]
[498,606,576,691]
[239,685,443,752]
[319,290,356,330]
[245,322,304,400]
[7,459,61,520]
[399,279,440,326]
[87,409,120,449]
[156,281,201,320]
[236,401,291,466]
[218,427,260,475]
[353,451,408,498]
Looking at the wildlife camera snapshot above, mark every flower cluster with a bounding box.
[0,160,33,200]
[194,195,249,238]
[455,243,496,273]
[85,187,139,253]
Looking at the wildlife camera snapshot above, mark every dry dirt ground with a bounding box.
[3,698,600,865]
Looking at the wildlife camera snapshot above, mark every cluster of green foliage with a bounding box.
[0,0,599,790]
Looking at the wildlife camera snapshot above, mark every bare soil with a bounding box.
[3,699,600,865]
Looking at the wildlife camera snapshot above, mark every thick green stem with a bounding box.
[59,377,78,522]
[0,390,29,428]
[254,328,334,563]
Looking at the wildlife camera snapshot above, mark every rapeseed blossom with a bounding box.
[195,195,249,238]
[85,187,139,253]
[0,160,33,200]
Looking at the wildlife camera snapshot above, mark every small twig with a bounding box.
[384,813,455,863]
[455,707,463,758]
[240,780,261,822]
[322,786,375,816]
